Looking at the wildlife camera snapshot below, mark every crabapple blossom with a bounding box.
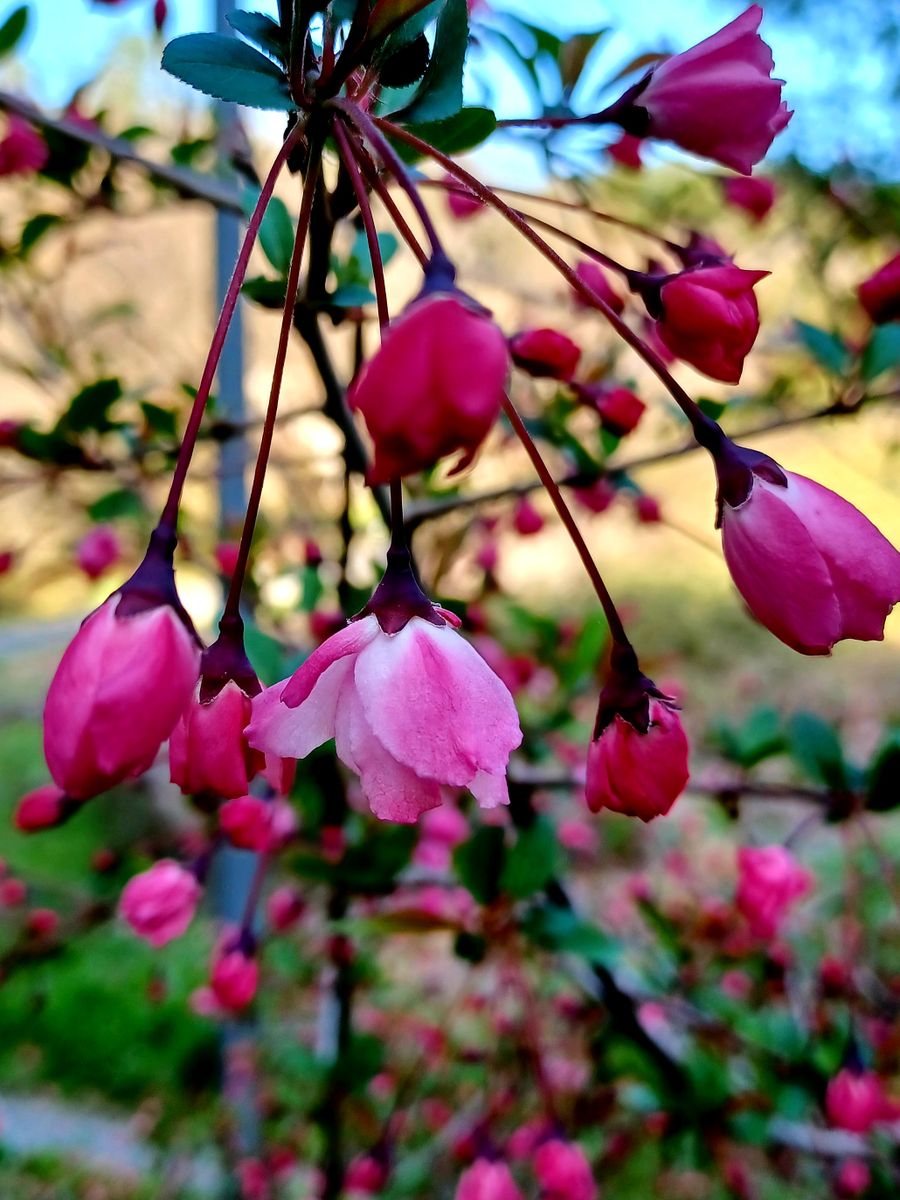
[857,251,900,324]
[0,116,48,176]
[533,1139,597,1200]
[512,496,544,536]
[735,845,810,939]
[722,175,777,222]
[14,785,74,832]
[76,526,121,580]
[579,384,646,436]
[572,259,624,314]
[210,945,259,1012]
[607,132,643,169]
[509,328,581,381]
[456,1159,523,1200]
[826,1068,899,1133]
[119,859,202,947]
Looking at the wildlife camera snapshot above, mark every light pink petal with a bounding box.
[281,615,380,708]
[247,656,354,760]
[354,618,522,787]
[468,769,510,809]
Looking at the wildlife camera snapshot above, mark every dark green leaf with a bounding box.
[453,826,506,904]
[860,324,900,381]
[170,137,214,167]
[866,732,900,812]
[521,903,620,968]
[713,705,785,769]
[393,105,496,162]
[139,402,177,438]
[697,397,727,420]
[244,621,287,685]
[60,378,123,434]
[330,1033,384,1092]
[241,275,288,307]
[88,489,146,522]
[378,31,431,88]
[500,817,560,899]
[19,213,62,255]
[787,711,848,790]
[0,5,28,59]
[329,282,376,308]
[226,10,288,65]
[257,193,295,274]
[369,0,441,44]
[162,33,293,110]
[794,320,850,374]
[395,0,467,124]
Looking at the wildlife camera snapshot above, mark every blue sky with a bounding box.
[4,0,895,176]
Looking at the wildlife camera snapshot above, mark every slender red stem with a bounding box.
[333,118,390,329]
[346,134,429,267]
[373,116,717,445]
[157,120,307,535]
[501,396,630,648]
[221,145,324,623]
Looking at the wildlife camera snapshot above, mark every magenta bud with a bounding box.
[455,1160,523,1200]
[735,845,811,939]
[0,116,48,177]
[76,525,121,581]
[533,1139,597,1200]
[509,327,581,381]
[14,785,77,832]
[722,175,777,222]
[119,859,202,948]
[858,252,900,324]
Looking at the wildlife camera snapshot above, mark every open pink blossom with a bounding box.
[735,845,810,939]
[247,613,521,824]
[456,1160,523,1200]
[857,252,900,324]
[826,1068,899,1134]
[119,859,201,947]
[348,284,509,483]
[719,462,900,654]
[533,1139,596,1200]
[621,6,792,174]
[44,591,199,799]
[587,698,689,821]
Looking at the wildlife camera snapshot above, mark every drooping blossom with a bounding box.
[586,648,689,821]
[641,265,768,384]
[509,328,581,381]
[210,944,259,1012]
[722,175,777,222]
[634,494,662,523]
[153,0,168,32]
[219,796,297,853]
[713,441,900,654]
[512,496,544,536]
[835,1160,871,1196]
[572,477,617,515]
[76,525,121,580]
[533,1139,597,1200]
[826,1068,899,1134]
[572,259,624,314]
[348,268,509,483]
[267,885,305,931]
[579,384,646,436]
[248,601,522,823]
[612,6,792,174]
[119,859,202,947]
[735,845,810,939]
[43,535,200,799]
[446,175,484,220]
[456,1159,523,1200]
[0,116,48,177]
[857,252,900,324]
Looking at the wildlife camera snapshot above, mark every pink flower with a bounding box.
[170,682,259,800]
[456,1160,523,1200]
[214,541,240,576]
[652,265,768,383]
[572,478,617,515]
[512,496,544,536]
[509,328,581,381]
[247,613,521,824]
[345,1154,388,1193]
[634,494,662,524]
[607,132,643,170]
[718,459,900,654]
[446,175,484,220]
[14,785,73,832]
[414,803,470,869]
[533,1140,596,1200]
[826,1068,898,1134]
[836,1160,871,1196]
[622,6,792,174]
[153,0,168,33]
[581,385,646,436]
[722,175,777,222]
[857,252,900,324]
[0,116,48,177]
[348,285,509,483]
[736,845,810,939]
[76,526,121,580]
[44,590,199,799]
[267,885,305,931]
[219,796,295,852]
[119,860,201,947]
[572,260,624,313]
[586,657,690,822]
[211,946,259,1012]
[26,907,60,938]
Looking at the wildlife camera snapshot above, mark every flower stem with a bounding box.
[501,395,631,649]
[157,120,307,537]
[373,117,718,445]
[221,142,324,624]
[332,118,390,329]
[342,127,429,267]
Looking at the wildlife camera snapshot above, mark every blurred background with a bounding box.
[0,1,899,1198]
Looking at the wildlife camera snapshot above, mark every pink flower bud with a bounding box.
[446,175,484,220]
[533,1139,596,1200]
[214,541,240,576]
[509,328,581,381]
[634,494,662,524]
[170,682,260,800]
[572,478,617,515]
[211,947,259,1012]
[267,885,305,931]
[76,526,121,581]
[857,252,900,325]
[836,1160,871,1196]
[414,803,470,869]
[735,845,810,939]
[607,132,643,170]
[248,613,521,824]
[653,265,768,384]
[718,459,900,654]
[826,1068,897,1134]
[722,176,777,222]
[14,785,73,832]
[0,549,13,574]
[456,1159,523,1200]
[43,568,200,800]
[621,6,792,174]
[512,497,544,536]
[587,694,690,822]
[1,878,26,906]
[0,116,48,177]
[153,0,168,33]
[219,795,274,852]
[119,859,201,947]
[26,907,60,938]
[583,385,646,436]
[348,287,509,483]
[572,260,624,313]
[345,1155,389,1193]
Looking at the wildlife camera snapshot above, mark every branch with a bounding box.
[0,89,244,214]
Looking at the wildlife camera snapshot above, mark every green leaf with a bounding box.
[18,213,62,255]
[860,324,900,381]
[521,903,620,968]
[369,0,442,44]
[162,33,293,110]
[393,106,496,162]
[60,378,123,434]
[225,10,288,65]
[713,705,785,769]
[243,621,287,686]
[256,193,295,274]
[866,731,900,812]
[794,320,850,375]
[787,711,848,790]
[241,275,288,307]
[329,282,376,308]
[500,818,560,899]
[139,402,177,438]
[0,5,28,59]
[88,488,146,522]
[453,826,506,904]
[395,0,468,124]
